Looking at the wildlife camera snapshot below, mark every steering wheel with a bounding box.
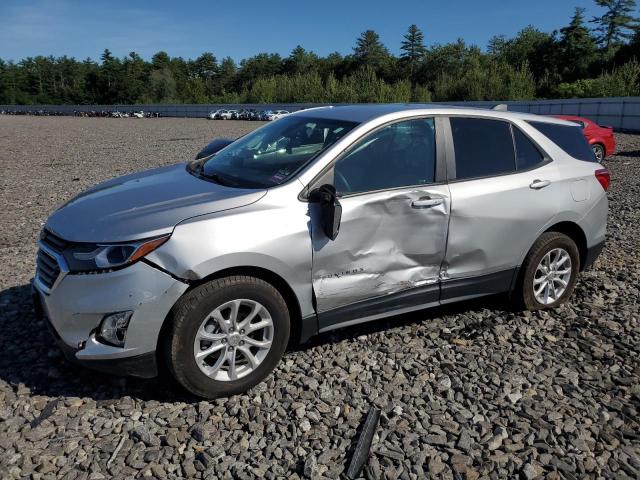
[333,169,351,194]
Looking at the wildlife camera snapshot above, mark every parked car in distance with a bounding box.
[553,115,615,162]
[266,110,290,121]
[220,110,238,120]
[235,109,251,120]
[246,109,260,120]
[257,110,272,121]
[132,111,145,119]
[208,110,225,120]
[33,105,608,399]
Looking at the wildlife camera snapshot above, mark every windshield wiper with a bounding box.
[201,171,239,187]
[187,161,238,187]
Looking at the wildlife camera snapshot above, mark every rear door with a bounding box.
[309,117,451,330]
[442,116,562,301]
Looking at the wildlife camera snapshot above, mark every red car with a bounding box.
[554,115,616,162]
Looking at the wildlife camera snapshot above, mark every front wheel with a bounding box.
[164,276,290,399]
[514,232,580,310]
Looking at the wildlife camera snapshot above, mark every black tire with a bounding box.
[163,276,290,399]
[592,143,605,163]
[514,232,580,311]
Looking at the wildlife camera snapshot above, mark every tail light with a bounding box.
[595,168,610,191]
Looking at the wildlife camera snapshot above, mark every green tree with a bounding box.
[591,0,638,50]
[192,52,217,98]
[121,52,148,103]
[558,8,598,81]
[614,28,640,64]
[98,49,123,103]
[236,53,282,89]
[400,24,427,86]
[554,58,640,96]
[216,56,237,95]
[352,30,392,76]
[488,26,557,82]
[3,13,640,106]
[283,46,319,76]
[148,67,176,103]
[193,52,217,78]
[317,52,345,78]
[151,51,171,70]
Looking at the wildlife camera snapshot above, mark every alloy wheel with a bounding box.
[533,248,573,305]
[193,299,274,381]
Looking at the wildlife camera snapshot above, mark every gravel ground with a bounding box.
[0,116,638,479]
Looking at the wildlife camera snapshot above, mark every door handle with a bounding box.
[530,179,551,190]
[411,196,444,209]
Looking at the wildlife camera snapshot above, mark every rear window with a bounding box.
[528,121,596,162]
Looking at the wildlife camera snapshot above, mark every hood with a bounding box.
[46,163,266,243]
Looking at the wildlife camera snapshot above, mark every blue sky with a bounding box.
[1,0,605,62]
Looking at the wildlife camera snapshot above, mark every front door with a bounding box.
[309,118,451,331]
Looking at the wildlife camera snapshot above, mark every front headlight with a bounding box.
[63,235,170,273]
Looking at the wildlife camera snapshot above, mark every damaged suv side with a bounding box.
[33,105,608,398]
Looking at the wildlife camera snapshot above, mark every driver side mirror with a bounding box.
[309,184,342,241]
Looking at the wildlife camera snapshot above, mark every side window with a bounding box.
[333,118,436,195]
[513,127,544,170]
[450,117,516,180]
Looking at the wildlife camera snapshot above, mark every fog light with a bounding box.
[98,311,132,347]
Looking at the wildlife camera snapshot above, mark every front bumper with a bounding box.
[32,260,189,377]
[35,304,159,377]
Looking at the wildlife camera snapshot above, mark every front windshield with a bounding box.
[195,115,358,188]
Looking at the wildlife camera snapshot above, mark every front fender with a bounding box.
[144,198,315,319]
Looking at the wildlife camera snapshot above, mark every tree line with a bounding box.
[1,0,639,105]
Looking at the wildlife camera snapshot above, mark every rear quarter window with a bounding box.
[528,121,597,162]
[513,127,545,170]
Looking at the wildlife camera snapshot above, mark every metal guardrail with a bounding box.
[450,98,640,131]
[3,97,640,131]
[0,103,321,118]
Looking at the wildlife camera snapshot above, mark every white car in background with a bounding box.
[208,110,224,120]
[132,111,145,119]
[220,110,238,120]
[267,110,290,121]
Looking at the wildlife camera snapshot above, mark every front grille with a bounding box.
[37,248,61,290]
[36,229,67,291]
[41,229,68,251]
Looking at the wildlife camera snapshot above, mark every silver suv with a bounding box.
[33,105,609,398]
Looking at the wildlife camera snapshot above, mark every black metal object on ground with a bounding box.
[345,406,381,479]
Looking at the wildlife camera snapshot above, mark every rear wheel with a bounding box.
[164,276,290,399]
[514,232,580,310]
[592,143,605,163]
